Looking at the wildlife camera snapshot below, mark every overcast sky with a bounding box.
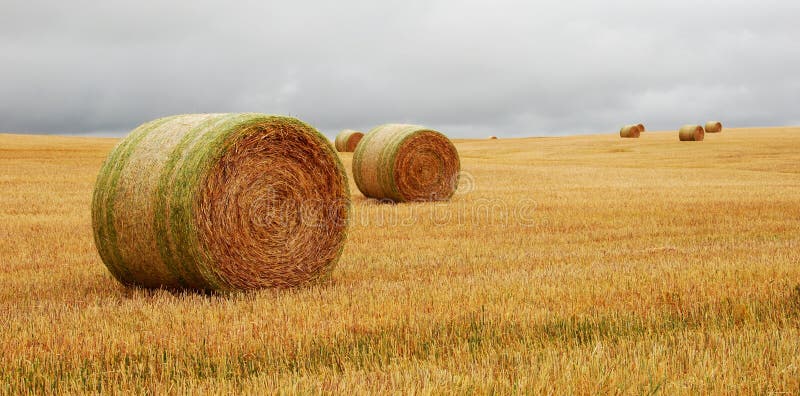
[1,0,799,138]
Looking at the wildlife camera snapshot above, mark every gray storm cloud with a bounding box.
[1,0,798,137]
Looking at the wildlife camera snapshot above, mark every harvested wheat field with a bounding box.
[1,127,799,394]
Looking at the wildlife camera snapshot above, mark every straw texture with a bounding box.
[679,125,705,141]
[705,121,723,133]
[637,123,645,132]
[352,124,460,202]
[335,129,364,152]
[619,125,642,138]
[91,113,350,291]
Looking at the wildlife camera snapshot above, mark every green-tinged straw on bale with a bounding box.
[334,129,364,152]
[352,124,460,202]
[91,113,350,291]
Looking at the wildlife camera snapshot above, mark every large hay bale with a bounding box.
[352,124,460,202]
[679,125,705,141]
[334,129,364,152]
[619,125,642,138]
[91,113,350,291]
[488,135,498,140]
[705,121,723,133]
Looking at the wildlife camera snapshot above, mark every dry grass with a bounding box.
[1,127,799,394]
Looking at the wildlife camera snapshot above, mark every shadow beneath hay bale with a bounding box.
[117,285,217,299]
[352,196,400,206]
[110,277,340,300]
[352,195,457,205]
[101,281,220,300]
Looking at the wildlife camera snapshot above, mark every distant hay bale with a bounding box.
[637,123,645,132]
[352,124,460,202]
[619,125,642,138]
[489,135,498,140]
[705,121,723,133]
[91,113,350,291]
[334,129,364,152]
[679,125,705,141]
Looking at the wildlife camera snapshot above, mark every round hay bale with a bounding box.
[334,129,364,152]
[619,125,641,138]
[91,113,350,291]
[705,121,723,133]
[637,123,645,132]
[679,125,705,141]
[352,124,460,202]
[488,135,498,140]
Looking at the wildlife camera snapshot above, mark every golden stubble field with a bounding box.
[1,128,799,394]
